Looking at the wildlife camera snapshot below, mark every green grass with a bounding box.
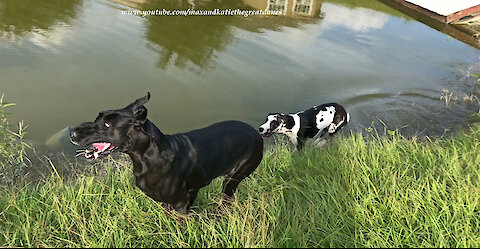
[1,124,480,247]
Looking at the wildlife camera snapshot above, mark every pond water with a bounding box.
[1,0,480,154]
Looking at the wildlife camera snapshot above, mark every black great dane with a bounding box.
[70,93,264,214]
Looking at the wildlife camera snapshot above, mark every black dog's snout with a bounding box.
[259,127,264,132]
[69,128,79,143]
[69,122,93,142]
[68,126,80,143]
[68,128,81,146]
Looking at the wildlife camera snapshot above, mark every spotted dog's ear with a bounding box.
[278,114,295,130]
[277,114,287,123]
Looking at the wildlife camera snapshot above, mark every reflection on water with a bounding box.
[245,0,322,17]
[142,0,242,70]
[0,0,82,40]
[140,0,323,70]
[0,0,479,155]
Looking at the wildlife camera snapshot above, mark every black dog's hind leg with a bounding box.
[188,189,199,207]
[221,151,263,203]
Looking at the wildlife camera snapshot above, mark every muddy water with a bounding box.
[1,0,479,155]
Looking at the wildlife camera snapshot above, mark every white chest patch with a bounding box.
[316,106,336,130]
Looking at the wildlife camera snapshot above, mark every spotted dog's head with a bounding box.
[258,113,289,138]
[70,93,150,160]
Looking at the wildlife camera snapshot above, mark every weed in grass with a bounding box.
[440,72,480,108]
[0,94,31,184]
[463,94,480,104]
[440,89,458,108]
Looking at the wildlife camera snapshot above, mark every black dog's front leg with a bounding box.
[170,189,200,215]
[162,201,190,215]
[174,202,189,215]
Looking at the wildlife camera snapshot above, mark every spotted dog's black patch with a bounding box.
[282,115,295,130]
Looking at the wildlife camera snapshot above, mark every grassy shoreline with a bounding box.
[1,121,480,247]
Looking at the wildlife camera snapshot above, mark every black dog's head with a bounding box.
[70,93,150,160]
[258,113,288,138]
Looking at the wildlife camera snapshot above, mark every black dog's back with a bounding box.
[180,120,263,181]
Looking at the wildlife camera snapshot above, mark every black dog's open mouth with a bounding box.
[78,142,115,160]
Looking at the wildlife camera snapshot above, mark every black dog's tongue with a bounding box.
[92,142,111,152]
[85,142,113,160]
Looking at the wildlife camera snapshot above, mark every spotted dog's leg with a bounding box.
[311,129,328,148]
[296,139,306,151]
[313,137,328,148]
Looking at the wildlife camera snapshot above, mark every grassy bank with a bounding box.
[1,122,480,247]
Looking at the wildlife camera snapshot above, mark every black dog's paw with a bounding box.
[161,202,192,219]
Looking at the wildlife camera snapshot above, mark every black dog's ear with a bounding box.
[124,93,150,126]
[126,92,151,111]
[133,106,148,126]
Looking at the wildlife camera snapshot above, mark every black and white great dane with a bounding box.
[70,93,264,214]
[259,103,350,150]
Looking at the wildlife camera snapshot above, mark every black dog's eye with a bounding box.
[105,122,110,128]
